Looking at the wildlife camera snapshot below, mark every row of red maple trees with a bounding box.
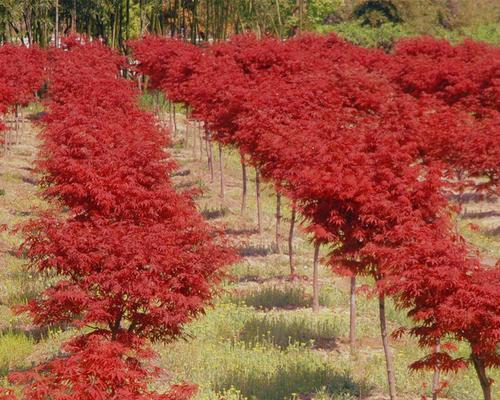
[129,34,499,400]
[0,44,45,151]
[0,38,236,399]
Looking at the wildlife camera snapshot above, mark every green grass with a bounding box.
[0,332,34,376]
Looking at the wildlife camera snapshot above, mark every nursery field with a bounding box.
[0,33,499,400]
[0,101,499,400]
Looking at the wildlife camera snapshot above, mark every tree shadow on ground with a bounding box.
[237,243,280,257]
[229,284,311,310]
[214,364,368,400]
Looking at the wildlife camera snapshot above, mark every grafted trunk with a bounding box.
[312,242,320,312]
[288,205,296,276]
[240,153,247,214]
[218,142,224,199]
[349,276,356,353]
[472,353,492,400]
[379,293,397,400]
[255,167,262,234]
[275,192,282,253]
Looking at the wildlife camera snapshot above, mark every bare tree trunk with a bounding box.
[173,103,178,135]
[240,153,247,214]
[139,0,144,35]
[218,142,224,199]
[55,0,59,47]
[198,123,203,161]
[71,0,77,33]
[191,120,197,159]
[349,276,356,353]
[379,293,397,400]
[168,102,173,132]
[14,105,19,144]
[184,112,189,147]
[255,167,262,234]
[205,127,214,182]
[289,205,296,276]
[312,242,320,312]
[432,339,441,400]
[275,192,282,253]
[472,353,492,400]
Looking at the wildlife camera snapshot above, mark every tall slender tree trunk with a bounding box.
[126,0,130,41]
[275,192,282,253]
[191,0,198,43]
[255,167,262,234]
[205,126,214,182]
[139,0,144,35]
[185,113,189,147]
[312,243,320,312]
[349,276,356,353]
[173,103,178,134]
[240,153,247,214]
[289,205,296,276]
[71,0,77,33]
[432,339,441,400]
[472,353,492,400]
[55,0,59,47]
[198,123,203,161]
[218,142,224,200]
[379,293,397,400]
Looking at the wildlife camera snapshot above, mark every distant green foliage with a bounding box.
[324,21,411,49]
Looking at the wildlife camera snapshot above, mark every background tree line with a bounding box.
[0,0,498,51]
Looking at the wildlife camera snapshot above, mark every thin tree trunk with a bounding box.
[240,153,247,214]
[184,111,189,147]
[192,120,197,159]
[198,123,203,161]
[289,205,296,276]
[379,293,397,400]
[173,103,178,135]
[205,126,214,182]
[349,276,356,353]
[14,105,19,144]
[168,101,173,132]
[126,0,131,41]
[55,0,59,47]
[71,0,77,33]
[312,242,320,312]
[432,339,441,400]
[471,353,492,400]
[275,192,282,253]
[255,167,262,234]
[139,0,144,35]
[218,142,224,199]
